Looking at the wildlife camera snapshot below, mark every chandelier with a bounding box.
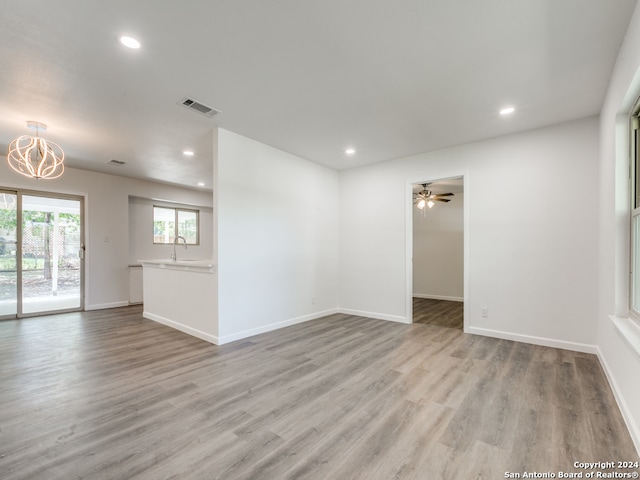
[7,121,65,179]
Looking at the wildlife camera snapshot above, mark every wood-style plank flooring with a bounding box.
[0,306,637,479]
[413,297,463,329]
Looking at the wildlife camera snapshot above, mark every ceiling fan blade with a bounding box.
[435,198,451,202]
[433,192,454,197]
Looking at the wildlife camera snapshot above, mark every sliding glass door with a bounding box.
[0,192,17,317]
[0,190,83,319]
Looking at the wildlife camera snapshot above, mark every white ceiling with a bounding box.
[0,1,636,190]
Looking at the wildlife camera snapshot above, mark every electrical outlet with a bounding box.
[481,307,488,318]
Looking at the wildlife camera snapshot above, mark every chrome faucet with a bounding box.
[171,235,187,262]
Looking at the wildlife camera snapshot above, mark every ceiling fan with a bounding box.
[414,183,454,210]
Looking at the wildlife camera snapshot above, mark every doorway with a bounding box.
[410,177,464,329]
[0,190,84,318]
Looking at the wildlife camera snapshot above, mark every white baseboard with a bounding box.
[596,346,640,456]
[337,308,410,324]
[413,294,464,302]
[467,326,598,354]
[143,311,219,345]
[85,301,130,311]
[217,308,339,345]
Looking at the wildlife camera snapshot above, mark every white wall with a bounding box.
[413,192,464,301]
[214,128,339,343]
[0,157,213,310]
[597,2,640,452]
[128,196,213,265]
[340,117,600,349]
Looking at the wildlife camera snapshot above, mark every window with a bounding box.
[631,103,640,316]
[153,206,199,245]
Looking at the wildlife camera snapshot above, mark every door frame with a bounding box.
[0,189,18,320]
[0,187,85,319]
[405,173,469,331]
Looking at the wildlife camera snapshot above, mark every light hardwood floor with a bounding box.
[413,297,463,329]
[0,306,638,479]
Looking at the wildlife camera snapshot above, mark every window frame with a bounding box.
[152,205,200,246]
[629,99,640,319]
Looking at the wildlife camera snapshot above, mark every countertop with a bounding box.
[139,258,215,272]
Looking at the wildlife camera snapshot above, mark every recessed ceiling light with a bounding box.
[499,106,515,115]
[183,150,194,156]
[197,182,205,187]
[120,36,141,49]
[345,148,356,155]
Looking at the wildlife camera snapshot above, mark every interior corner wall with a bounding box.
[339,116,600,349]
[597,1,640,452]
[214,128,339,343]
[0,157,213,310]
[413,192,464,301]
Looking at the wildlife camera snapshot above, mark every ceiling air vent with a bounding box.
[107,159,126,166]
[178,96,221,118]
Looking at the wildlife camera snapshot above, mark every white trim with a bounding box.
[216,308,340,345]
[597,346,640,455]
[467,326,598,354]
[405,172,469,328]
[85,301,129,311]
[413,293,463,302]
[143,311,219,344]
[338,308,410,324]
[405,181,414,323]
[610,315,640,360]
[462,175,470,332]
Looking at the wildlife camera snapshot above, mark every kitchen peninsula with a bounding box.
[140,259,218,344]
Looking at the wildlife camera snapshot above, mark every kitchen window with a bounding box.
[153,206,199,245]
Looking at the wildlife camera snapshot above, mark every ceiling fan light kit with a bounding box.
[413,183,453,214]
